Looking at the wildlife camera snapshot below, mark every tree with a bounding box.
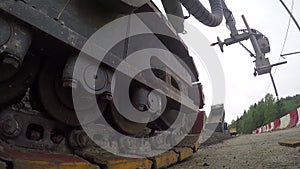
[263,94,276,124]
[229,93,300,134]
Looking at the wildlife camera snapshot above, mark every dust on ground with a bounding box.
[170,127,300,169]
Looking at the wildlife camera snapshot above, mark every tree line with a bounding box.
[229,93,300,134]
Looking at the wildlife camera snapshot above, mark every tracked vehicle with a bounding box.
[0,0,232,168]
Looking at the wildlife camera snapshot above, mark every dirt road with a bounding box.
[170,127,300,169]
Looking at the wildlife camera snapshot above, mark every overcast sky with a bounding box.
[153,0,300,123]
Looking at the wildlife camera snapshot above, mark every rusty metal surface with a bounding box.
[75,148,152,169]
[150,151,178,169]
[193,139,201,152]
[0,121,201,169]
[13,160,100,169]
[174,148,193,161]
[0,144,100,169]
[279,138,300,148]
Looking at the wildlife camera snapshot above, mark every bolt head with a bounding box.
[78,133,89,146]
[51,134,65,144]
[0,116,21,138]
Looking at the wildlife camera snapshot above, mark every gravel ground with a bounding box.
[170,127,300,169]
[199,130,233,147]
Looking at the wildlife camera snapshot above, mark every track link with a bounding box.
[0,107,203,169]
[0,142,199,169]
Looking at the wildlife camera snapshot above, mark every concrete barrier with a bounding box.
[262,126,266,133]
[270,122,274,131]
[289,110,299,128]
[267,123,271,132]
[297,108,300,127]
[274,119,281,130]
[264,125,268,132]
[258,127,262,134]
[253,108,300,134]
[280,114,290,129]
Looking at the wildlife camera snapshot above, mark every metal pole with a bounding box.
[269,73,279,100]
[279,0,300,32]
[239,42,255,57]
[281,51,300,57]
[241,15,264,58]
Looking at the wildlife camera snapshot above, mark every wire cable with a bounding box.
[265,0,294,94]
[281,51,300,57]
[279,0,300,31]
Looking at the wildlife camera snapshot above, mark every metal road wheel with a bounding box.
[147,109,179,131]
[0,52,40,107]
[103,101,148,136]
[32,57,109,126]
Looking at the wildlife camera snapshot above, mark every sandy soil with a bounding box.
[170,127,300,169]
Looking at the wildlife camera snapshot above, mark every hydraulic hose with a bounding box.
[179,0,223,27]
[161,0,185,33]
[97,0,150,14]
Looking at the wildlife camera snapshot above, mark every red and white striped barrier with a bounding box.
[297,108,300,127]
[289,110,298,128]
[280,114,290,129]
[258,127,262,134]
[270,122,274,131]
[264,125,269,132]
[269,123,272,132]
[254,108,300,134]
[273,119,281,130]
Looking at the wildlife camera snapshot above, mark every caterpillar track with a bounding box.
[0,0,206,168]
[0,105,204,169]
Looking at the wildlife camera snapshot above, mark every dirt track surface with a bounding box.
[170,127,300,169]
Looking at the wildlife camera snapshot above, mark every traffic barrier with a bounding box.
[262,125,266,133]
[273,119,281,130]
[280,114,290,129]
[257,127,262,134]
[263,125,268,132]
[289,110,299,128]
[253,108,300,134]
[267,123,271,132]
[269,122,274,131]
[297,108,300,127]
